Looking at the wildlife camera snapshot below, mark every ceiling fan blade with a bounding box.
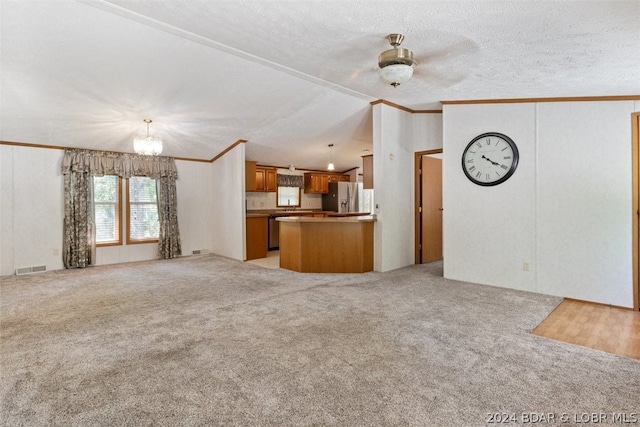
[413,67,467,87]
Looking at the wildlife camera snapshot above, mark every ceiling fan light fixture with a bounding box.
[378,34,418,87]
[379,63,415,87]
[134,119,163,156]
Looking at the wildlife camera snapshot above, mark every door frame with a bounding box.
[414,149,443,264]
[632,112,640,311]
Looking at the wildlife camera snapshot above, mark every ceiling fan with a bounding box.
[378,34,419,87]
[370,32,476,89]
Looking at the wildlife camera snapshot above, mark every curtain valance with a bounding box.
[61,149,178,179]
[277,174,304,189]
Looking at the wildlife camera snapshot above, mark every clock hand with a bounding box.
[482,155,499,166]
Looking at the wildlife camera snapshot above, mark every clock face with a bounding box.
[462,132,519,186]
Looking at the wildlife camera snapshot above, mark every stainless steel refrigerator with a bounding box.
[322,182,358,212]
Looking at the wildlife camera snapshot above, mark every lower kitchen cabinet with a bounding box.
[246,215,268,260]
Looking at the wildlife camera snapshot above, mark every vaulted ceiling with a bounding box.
[2,0,639,171]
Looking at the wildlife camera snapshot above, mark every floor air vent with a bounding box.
[15,265,47,275]
[192,249,208,255]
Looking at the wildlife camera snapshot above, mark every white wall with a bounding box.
[0,145,64,275]
[0,145,221,275]
[413,112,443,153]
[175,160,214,256]
[371,103,415,272]
[210,143,245,260]
[536,102,635,306]
[370,106,443,272]
[443,100,638,307]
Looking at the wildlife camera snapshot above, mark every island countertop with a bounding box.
[277,215,376,273]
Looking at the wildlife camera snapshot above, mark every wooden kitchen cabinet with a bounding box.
[265,168,277,192]
[304,173,350,193]
[327,174,351,183]
[251,166,277,192]
[245,215,268,260]
[304,173,329,194]
[245,161,257,191]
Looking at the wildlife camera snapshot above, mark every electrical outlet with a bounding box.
[523,262,530,271]
[53,249,59,256]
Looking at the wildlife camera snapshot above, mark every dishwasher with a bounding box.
[268,215,280,250]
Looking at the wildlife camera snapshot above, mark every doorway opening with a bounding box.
[414,149,443,264]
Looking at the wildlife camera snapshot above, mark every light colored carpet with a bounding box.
[1,255,638,426]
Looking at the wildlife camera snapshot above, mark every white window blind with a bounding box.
[93,175,120,244]
[128,177,159,241]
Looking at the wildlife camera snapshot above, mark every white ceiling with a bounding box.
[2,0,639,171]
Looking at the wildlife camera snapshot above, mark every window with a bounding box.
[93,175,122,246]
[92,175,160,246]
[127,177,159,243]
[277,186,301,207]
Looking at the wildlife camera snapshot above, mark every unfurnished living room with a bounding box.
[1,1,640,426]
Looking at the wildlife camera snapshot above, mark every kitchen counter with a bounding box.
[276,215,376,273]
[246,210,370,218]
[277,215,375,223]
[324,211,372,217]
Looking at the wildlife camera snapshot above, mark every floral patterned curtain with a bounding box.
[157,175,182,259]
[61,149,177,179]
[62,167,96,268]
[61,148,181,267]
[276,174,304,188]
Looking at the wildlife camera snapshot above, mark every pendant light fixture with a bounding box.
[327,144,335,171]
[133,119,163,156]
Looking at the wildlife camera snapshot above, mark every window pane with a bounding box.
[95,203,117,241]
[130,177,157,203]
[93,176,120,244]
[94,175,117,202]
[129,177,159,241]
[277,186,300,207]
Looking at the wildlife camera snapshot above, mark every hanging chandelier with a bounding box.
[133,119,163,156]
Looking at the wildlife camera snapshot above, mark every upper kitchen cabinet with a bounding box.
[245,161,257,191]
[256,167,277,192]
[304,173,350,194]
[362,155,373,189]
[245,161,277,192]
[304,173,329,194]
[328,174,351,183]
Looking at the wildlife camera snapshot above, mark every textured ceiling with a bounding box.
[1,0,639,171]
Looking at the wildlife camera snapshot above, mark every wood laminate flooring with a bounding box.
[533,299,640,360]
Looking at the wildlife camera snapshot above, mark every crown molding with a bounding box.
[441,95,640,105]
[370,99,442,114]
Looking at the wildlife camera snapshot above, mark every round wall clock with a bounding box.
[461,132,519,186]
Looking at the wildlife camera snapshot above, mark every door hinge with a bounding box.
[419,244,422,250]
[418,206,422,213]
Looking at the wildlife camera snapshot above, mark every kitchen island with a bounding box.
[276,215,376,273]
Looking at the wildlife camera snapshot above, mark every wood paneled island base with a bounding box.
[277,215,376,273]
